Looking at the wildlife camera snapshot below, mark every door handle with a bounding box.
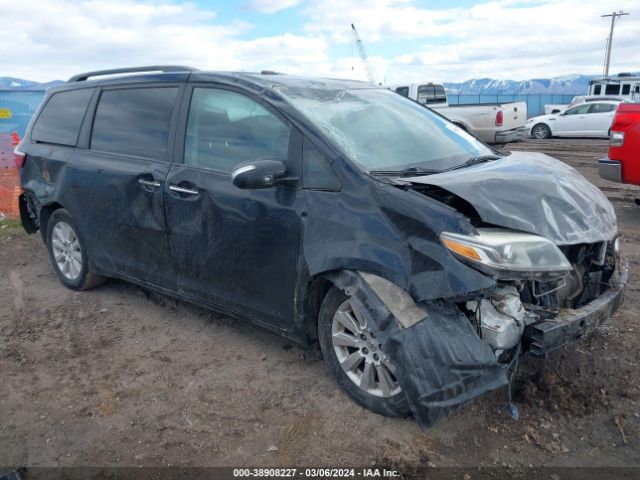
[138,178,162,188]
[169,184,199,196]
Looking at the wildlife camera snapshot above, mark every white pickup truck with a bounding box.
[391,83,527,144]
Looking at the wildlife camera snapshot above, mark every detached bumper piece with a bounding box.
[524,259,628,356]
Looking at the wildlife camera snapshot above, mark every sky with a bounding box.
[1,0,639,83]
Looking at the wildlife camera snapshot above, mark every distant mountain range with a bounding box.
[0,77,63,90]
[442,74,596,95]
[1,73,637,95]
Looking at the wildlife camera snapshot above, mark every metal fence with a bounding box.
[446,93,582,117]
[0,90,46,219]
[0,90,46,136]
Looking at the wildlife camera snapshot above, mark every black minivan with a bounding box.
[17,66,627,426]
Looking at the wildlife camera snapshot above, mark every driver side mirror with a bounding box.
[231,159,288,189]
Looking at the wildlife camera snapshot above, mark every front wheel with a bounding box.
[318,286,410,417]
[531,123,551,139]
[46,209,106,291]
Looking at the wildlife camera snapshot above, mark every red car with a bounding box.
[599,103,640,185]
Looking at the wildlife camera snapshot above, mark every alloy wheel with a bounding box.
[331,299,401,398]
[51,221,83,280]
[532,124,550,139]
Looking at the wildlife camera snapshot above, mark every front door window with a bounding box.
[184,88,290,173]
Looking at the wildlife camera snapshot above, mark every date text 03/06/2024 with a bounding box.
[232,468,401,478]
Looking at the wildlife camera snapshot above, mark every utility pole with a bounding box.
[601,10,629,77]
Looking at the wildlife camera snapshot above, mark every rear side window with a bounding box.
[589,103,616,114]
[605,84,620,95]
[622,84,631,95]
[32,88,93,146]
[184,88,290,173]
[395,87,409,97]
[417,84,446,105]
[593,85,602,95]
[565,104,591,115]
[91,87,178,160]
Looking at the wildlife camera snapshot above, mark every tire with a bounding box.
[46,209,106,291]
[531,123,551,139]
[318,286,410,417]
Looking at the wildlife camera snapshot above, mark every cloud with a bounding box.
[0,0,327,81]
[301,0,640,82]
[1,0,638,84]
[247,0,303,14]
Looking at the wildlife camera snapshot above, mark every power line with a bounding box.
[601,10,629,77]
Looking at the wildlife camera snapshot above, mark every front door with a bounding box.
[164,86,303,329]
[555,103,590,136]
[72,85,181,288]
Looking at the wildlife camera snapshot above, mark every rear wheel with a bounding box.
[318,286,410,417]
[531,123,551,139]
[46,209,106,290]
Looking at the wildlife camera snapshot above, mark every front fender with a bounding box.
[302,182,495,302]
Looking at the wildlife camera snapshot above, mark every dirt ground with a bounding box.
[1,138,639,474]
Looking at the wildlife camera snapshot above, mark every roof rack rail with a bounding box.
[68,65,198,82]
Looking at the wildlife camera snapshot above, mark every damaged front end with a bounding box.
[328,243,626,428]
[325,270,510,428]
[323,150,627,427]
[439,228,628,356]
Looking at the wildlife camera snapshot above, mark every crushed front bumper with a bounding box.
[523,259,628,356]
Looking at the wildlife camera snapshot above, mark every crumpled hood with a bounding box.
[406,151,617,245]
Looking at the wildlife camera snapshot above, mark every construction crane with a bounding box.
[351,23,377,85]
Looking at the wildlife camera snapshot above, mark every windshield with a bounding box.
[281,87,494,172]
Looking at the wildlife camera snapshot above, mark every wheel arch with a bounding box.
[531,121,552,138]
[453,121,470,133]
[39,201,65,242]
[302,274,334,343]
[301,266,408,344]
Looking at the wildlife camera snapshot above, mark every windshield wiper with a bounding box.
[370,155,504,177]
[369,166,440,177]
[442,154,503,173]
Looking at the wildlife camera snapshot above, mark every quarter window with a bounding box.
[91,87,178,160]
[184,88,290,173]
[302,138,341,190]
[593,85,602,95]
[32,88,93,146]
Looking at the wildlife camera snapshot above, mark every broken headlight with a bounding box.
[440,228,572,280]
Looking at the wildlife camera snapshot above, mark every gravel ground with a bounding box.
[1,138,639,475]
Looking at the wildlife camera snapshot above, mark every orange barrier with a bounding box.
[0,132,22,219]
[0,169,21,219]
